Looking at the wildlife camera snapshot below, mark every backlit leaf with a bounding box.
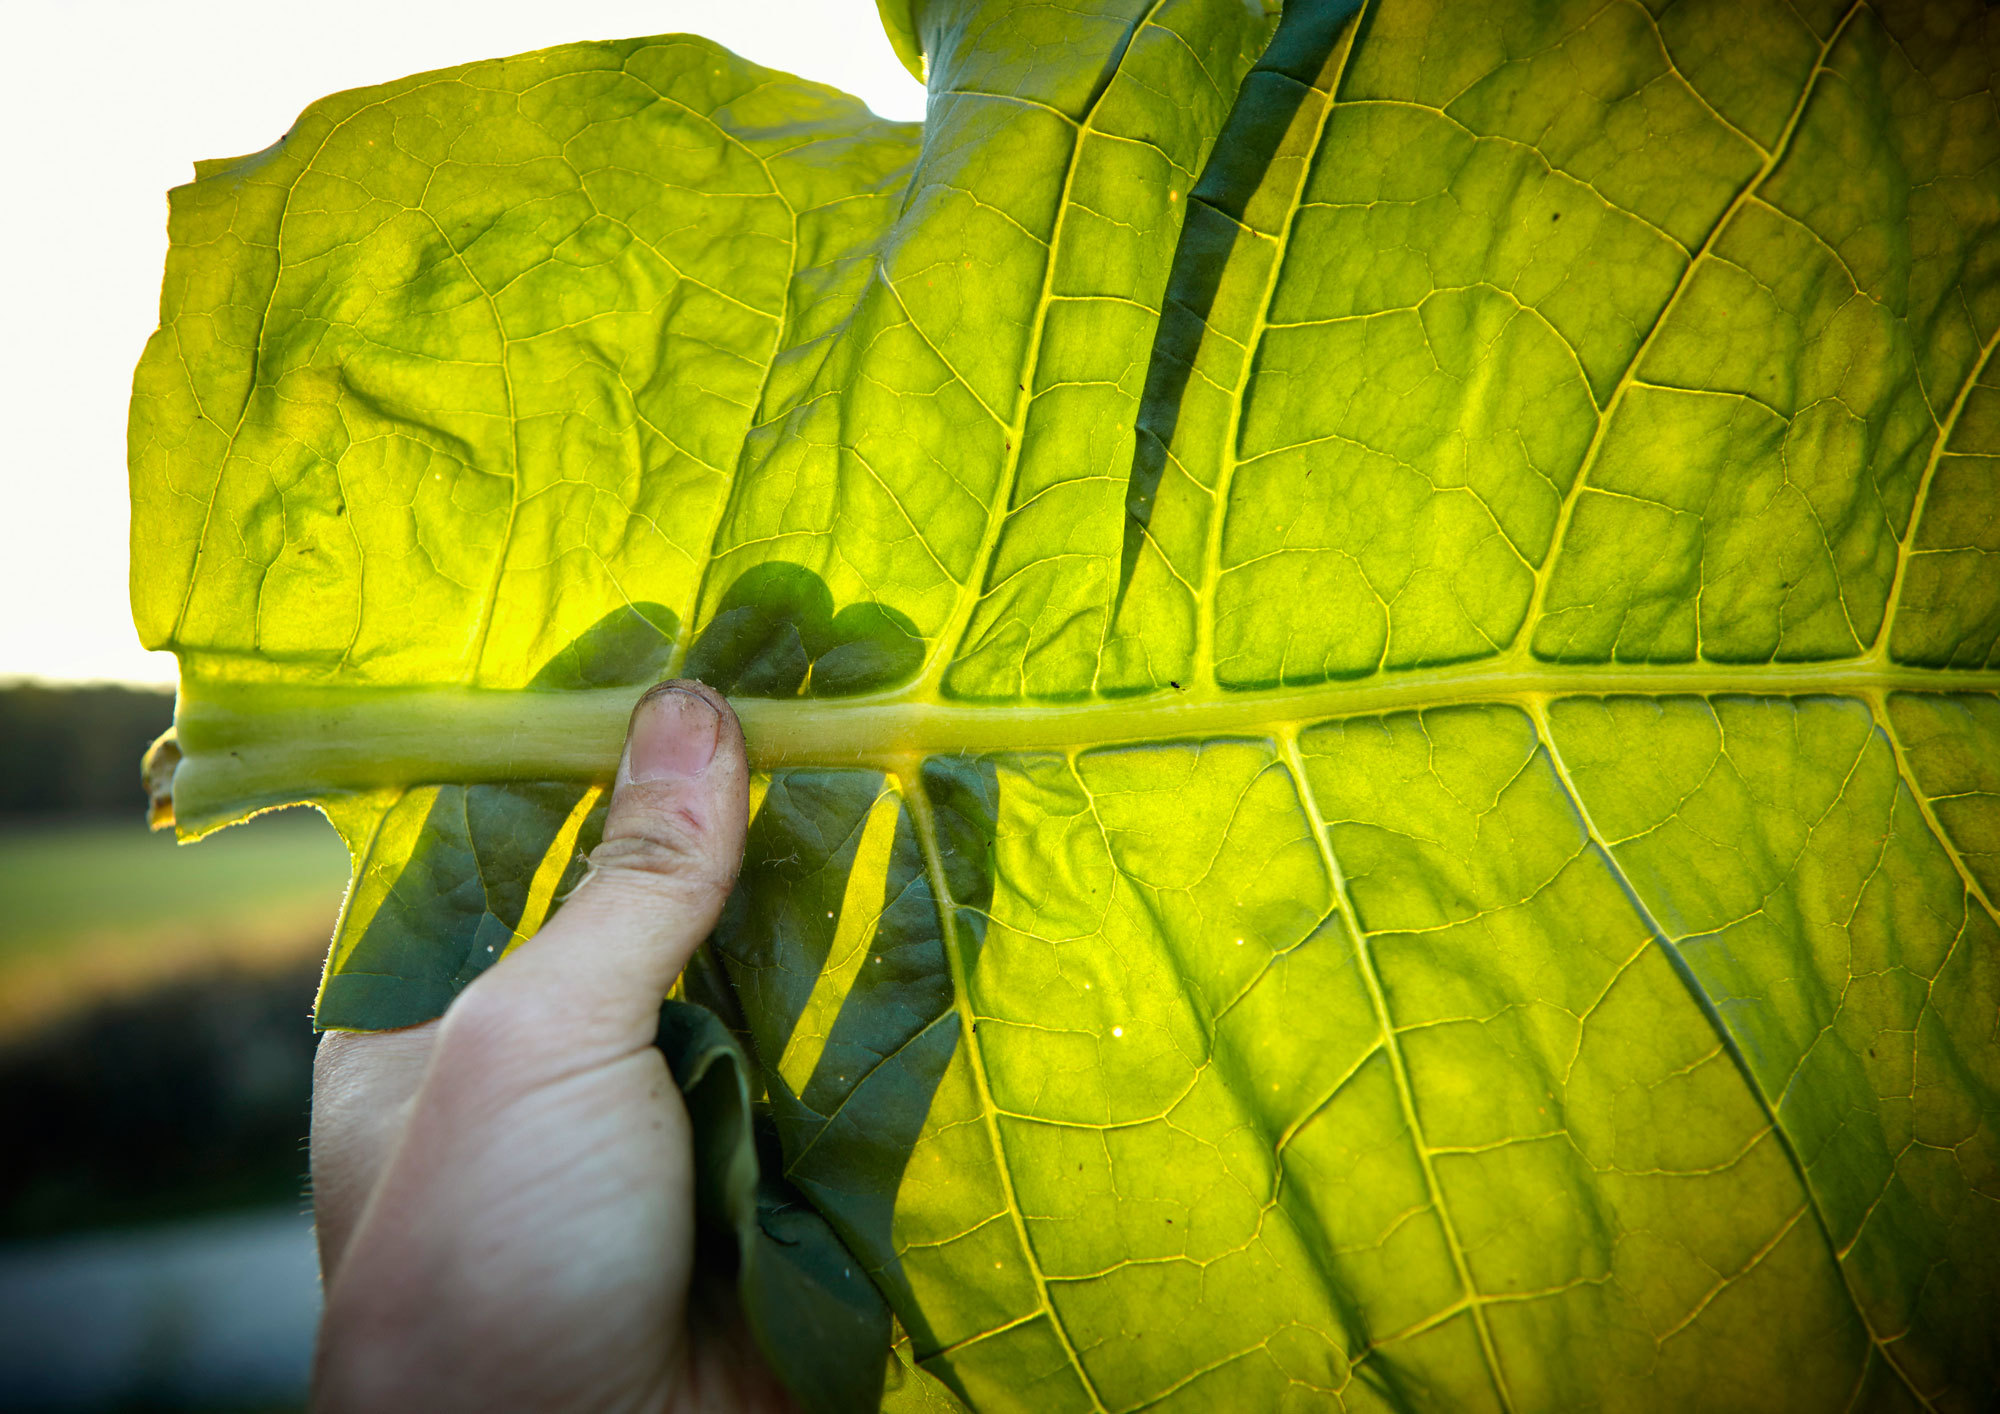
[131,1,2000,1407]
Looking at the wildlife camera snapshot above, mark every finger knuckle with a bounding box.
[583,818,735,910]
[589,826,707,880]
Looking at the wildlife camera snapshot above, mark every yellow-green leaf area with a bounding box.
[130,0,2000,1408]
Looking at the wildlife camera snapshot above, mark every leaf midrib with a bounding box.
[169,660,2000,831]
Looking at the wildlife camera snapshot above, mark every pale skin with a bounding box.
[310,681,795,1413]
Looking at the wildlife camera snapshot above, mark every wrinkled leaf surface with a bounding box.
[131,1,2000,1408]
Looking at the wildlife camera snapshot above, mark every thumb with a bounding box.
[447,679,749,1069]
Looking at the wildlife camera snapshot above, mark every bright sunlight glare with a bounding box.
[0,1,924,687]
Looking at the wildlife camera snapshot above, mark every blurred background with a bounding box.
[0,3,922,1409]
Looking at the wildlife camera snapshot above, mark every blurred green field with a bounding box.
[1,810,350,958]
[0,688,347,1246]
[0,810,351,1035]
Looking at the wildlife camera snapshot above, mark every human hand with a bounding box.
[308,681,794,1413]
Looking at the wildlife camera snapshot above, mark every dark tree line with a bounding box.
[0,959,319,1240]
[0,683,173,817]
[0,683,319,1240]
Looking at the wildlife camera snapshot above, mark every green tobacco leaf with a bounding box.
[131,0,2000,1408]
[658,998,893,1414]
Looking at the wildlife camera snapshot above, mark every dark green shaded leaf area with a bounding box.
[132,0,2000,1407]
[657,998,894,1414]
[688,562,927,698]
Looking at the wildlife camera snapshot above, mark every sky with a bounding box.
[0,1,925,687]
